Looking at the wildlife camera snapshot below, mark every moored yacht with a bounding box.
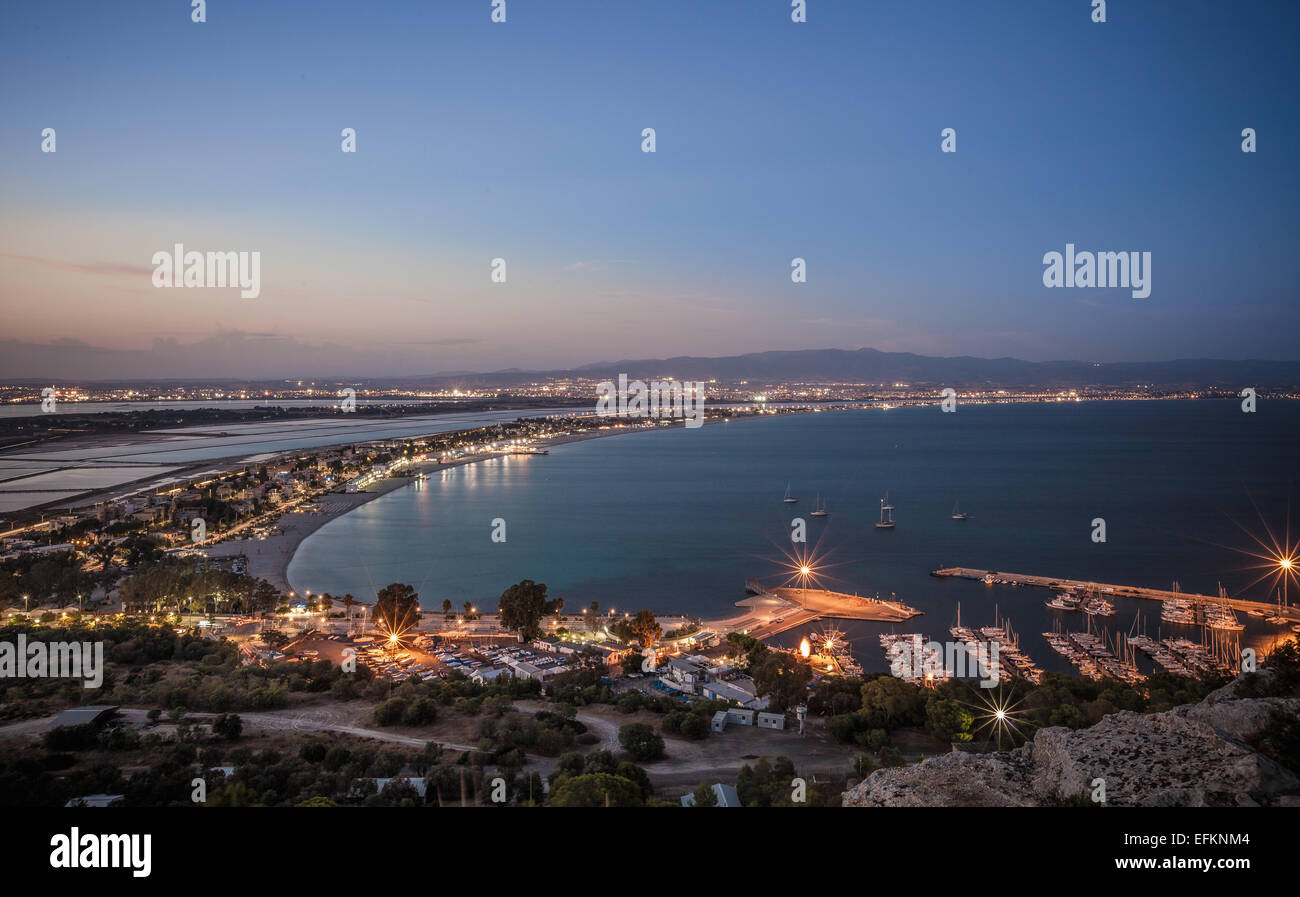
[810,493,828,517]
[1046,591,1081,611]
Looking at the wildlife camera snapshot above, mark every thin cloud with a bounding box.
[0,252,152,278]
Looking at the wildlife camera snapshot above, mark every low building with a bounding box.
[65,794,124,808]
[374,777,427,798]
[503,657,566,682]
[49,706,119,729]
[711,710,729,733]
[726,708,755,726]
[470,666,512,684]
[680,783,742,807]
[757,711,786,731]
[662,656,709,694]
[700,679,765,709]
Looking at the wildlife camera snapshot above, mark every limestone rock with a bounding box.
[843,675,1299,807]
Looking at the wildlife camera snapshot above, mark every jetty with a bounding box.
[932,567,1299,621]
[722,583,921,639]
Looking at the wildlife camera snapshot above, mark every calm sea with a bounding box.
[287,400,1300,673]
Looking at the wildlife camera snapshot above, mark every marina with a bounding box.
[932,567,1299,622]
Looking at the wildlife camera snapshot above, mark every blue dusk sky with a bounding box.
[0,0,1297,378]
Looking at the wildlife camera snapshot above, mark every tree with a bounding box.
[618,723,665,761]
[583,750,619,775]
[861,675,926,725]
[211,713,242,741]
[208,781,256,807]
[375,583,420,633]
[373,698,410,727]
[925,697,974,743]
[258,630,288,650]
[496,580,563,642]
[621,608,660,650]
[402,697,438,726]
[622,653,645,676]
[690,781,718,806]
[616,762,653,801]
[750,652,811,713]
[441,599,452,615]
[678,713,711,740]
[548,773,643,807]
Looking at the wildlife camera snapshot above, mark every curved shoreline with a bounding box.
[210,420,723,596]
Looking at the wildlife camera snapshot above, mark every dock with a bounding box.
[721,584,922,639]
[932,567,1300,621]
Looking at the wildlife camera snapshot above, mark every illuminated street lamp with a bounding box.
[1280,555,1295,608]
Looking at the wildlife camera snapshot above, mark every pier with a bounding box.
[721,584,922,639]
[932,567,1300,621]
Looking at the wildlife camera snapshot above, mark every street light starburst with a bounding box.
[377,613,416,652]
[777,543,832,591]
[964,686,1031,751]
[1225,498,1299,607]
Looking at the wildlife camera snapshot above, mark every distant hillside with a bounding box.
[448,348,1300,389]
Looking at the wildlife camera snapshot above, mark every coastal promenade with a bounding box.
[931,567,1300,621]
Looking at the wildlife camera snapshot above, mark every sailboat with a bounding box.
[875,493,895,529]
[951,501,968,521]
[783,482,798,504]
[810,493,828,517]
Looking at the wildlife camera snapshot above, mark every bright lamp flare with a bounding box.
[1221,505,1300,608]
[964,687,1029,751]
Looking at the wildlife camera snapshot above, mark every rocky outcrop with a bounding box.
[843,673,1300,807]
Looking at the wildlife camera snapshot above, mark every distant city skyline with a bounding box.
[2,1,1298,378]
